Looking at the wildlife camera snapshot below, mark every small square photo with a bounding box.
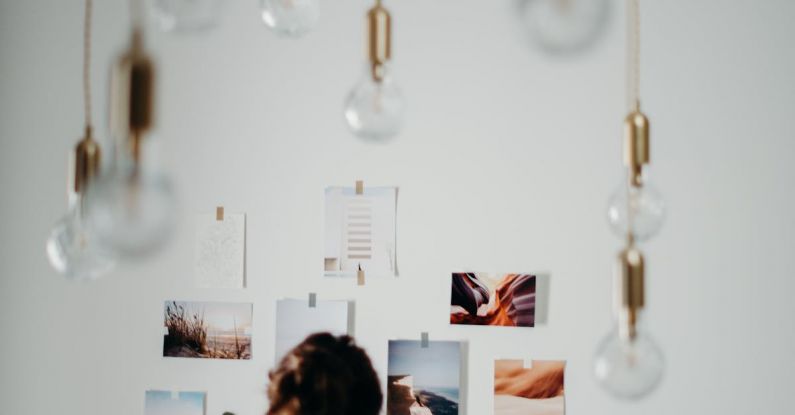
[387,340,461,415]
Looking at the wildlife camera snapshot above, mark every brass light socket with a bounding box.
[367,1,391,82]
[111,28,155,145]
[74,126,101,194]
[615,245,645,340]
[623,110,650,187]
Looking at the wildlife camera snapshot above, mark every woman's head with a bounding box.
[267,333,382,415]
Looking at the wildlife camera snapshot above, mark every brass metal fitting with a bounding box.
[73,126,101,194]
[367,1,391,82]
[623,110,649,187]
[615,245,645,340]
[111,28,155,146]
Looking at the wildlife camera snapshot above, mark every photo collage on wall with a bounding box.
[146,185,564,414]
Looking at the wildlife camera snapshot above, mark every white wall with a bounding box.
[1,0,794,414]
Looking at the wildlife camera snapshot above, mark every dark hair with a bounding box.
[267,333,383,415]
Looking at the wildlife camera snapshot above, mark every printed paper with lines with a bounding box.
[324,186,397,278]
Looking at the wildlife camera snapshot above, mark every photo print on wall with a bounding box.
[144,390,206,415]
[194,210,246,289]
[450,273,536,327]
[274,298,351,364]
[387,340,462,415]
[324,185,397,279]
[494,359,565,415]
[162,301,252,360]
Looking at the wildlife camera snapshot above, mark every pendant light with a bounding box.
[344,0,405,141]
[593,0,664,399]
[46,0,117,281]
[83,0,176,258]
[154,0,222,32]
[518,0,610,54]
[260,0,320,37]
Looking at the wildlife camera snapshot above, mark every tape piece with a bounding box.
[216,206,224,221]
[309,293,317,308]
[357,264,365,286]
[355,180,364,195]
[421,332,429,348]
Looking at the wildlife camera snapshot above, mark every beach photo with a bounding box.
[274,298,350,363]
[144,390,206,415]
[324,185,397,278]
[162,301,252,360]
[387,340,461,415]
[450,273,536,327]
[494,360,565,415]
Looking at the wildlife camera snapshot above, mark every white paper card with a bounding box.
[274,298,350,364]
[195,212,246,288]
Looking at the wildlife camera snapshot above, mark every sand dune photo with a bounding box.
[162,301,253,360]
[451,273,536,327]
[494,359,565,415]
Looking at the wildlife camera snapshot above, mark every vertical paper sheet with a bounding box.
[195,213,246,288]
[324,186,397,278]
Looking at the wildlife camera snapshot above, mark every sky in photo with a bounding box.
[388,340,461,389]
[145,391,205,415]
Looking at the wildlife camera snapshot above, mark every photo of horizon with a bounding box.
[387,340,461,415]
[162,301,252,360]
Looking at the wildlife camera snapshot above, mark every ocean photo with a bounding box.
[387,340,461,415]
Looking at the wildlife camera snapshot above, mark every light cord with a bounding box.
[83,0,93,132]
[627,0,641,112]
[625,0,641,238]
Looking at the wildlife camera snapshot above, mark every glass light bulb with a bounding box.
[154,0,222,32]
[518,0,609,54]
[594,324,664,399]
[344,64,405,141]
[607,175,665,242]
[260,0,320,37]
[46,194,116,281]
[83,142,176,259]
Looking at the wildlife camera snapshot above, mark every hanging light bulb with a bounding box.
[47,128,117,281]
[84,25,176,258]
[517,0,610,54]
[594,245,664,399]
[606,111,665,242]
[344,0,405,141]
[154,0,222,32]
[46,0,116,281]
[260,0,320,37]
[596,0,665,400]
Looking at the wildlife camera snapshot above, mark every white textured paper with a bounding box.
[194,213,245,289]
